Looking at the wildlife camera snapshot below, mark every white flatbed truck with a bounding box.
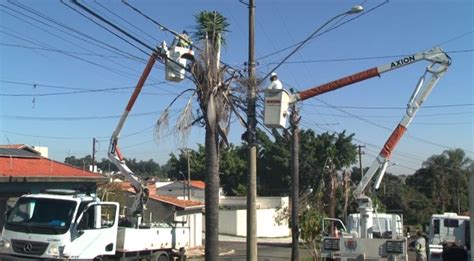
[0,45,194,260]
[0,190,187,260]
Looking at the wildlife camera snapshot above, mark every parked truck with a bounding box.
[0,43,194,260]
[0,189,188,260]
[427,212,470,261]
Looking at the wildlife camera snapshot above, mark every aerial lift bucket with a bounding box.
[264,89,290,129]
[165,45,194,82]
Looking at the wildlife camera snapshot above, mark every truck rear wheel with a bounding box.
[154,253,169,261]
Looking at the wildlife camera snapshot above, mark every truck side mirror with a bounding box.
[5,205,12,219]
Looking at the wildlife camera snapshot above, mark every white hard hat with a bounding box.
[270,72,277,77]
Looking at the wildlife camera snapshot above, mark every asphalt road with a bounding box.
[189,240,419,261]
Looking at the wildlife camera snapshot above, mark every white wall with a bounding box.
[218,196,290,238]
[175,212,203,248]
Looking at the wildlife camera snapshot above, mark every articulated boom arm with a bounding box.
[293,47,450,102]
[353,49,451,198]
[108,51,158,216]
[286,47,450,198]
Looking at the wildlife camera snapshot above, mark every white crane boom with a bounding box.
[108,51,158,217]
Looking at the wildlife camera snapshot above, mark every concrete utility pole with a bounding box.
[246,0,258,259]
[290,104,300,261]
[187,149,191,200]
[358,145,366,179]
[92,137,96,172]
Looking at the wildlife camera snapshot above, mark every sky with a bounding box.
[0,0,473,176]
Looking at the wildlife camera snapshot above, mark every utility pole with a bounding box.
[92,137,96,172]
[246,0,257,259]
[290,104,300,261]
[187,149,191,200]
[358,145,366,180]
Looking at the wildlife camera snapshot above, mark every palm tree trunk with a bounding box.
[205,100,220,261]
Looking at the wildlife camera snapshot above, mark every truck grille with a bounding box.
[11,239,49,256]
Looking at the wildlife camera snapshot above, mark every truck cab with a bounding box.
[0,190,119,260]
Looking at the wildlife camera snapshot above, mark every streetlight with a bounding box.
[181,148,192,200]
[262,5,364,83]
[283,5,364,261]
[177,172,187,200]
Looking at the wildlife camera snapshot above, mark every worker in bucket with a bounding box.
[415,230,426,261]
[175,30,192,49]
[267,72,283,90]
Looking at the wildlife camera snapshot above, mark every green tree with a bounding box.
[299,208,325,260]
[257,129,291,196]
[167,147,206,181]
[406,148,472,214]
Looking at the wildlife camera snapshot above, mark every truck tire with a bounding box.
[155,253,169,261]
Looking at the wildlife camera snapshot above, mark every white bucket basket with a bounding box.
[264,89,290,129]
[165,46,193,82]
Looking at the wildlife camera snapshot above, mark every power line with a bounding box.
[6,0,145,61]
[93,0,160,43]
[314,97,458,151]
[61,0,150,56]
[0,3,144,78]
[303,103,474,110]
[0,42,125,58]
[435,30,474,46]
[65,0,197,84]
[0,79,182,96]
[255,0,389,61]
[267,49,474,65]
[300,110,473,119]
[121,0,241,74]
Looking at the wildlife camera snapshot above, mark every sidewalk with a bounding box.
[187,234,293,259]
[217,233,292,244]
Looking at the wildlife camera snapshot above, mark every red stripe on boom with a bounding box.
[298,67,380,101]
[380,124,407,158]
[115,146,124,161]
[125,52,158,112]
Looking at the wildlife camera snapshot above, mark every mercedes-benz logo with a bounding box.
[23,242,33,253]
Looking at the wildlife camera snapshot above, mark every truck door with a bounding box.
[66,202,119,260]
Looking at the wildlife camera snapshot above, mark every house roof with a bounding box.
[0,148,40,158]
[169,180,205,190]
[0,144,41,156]
[0,144,28,149]
[0,149,106,183]
[189,180,205,189]
[121,182,204,210]
[149,194,204,210]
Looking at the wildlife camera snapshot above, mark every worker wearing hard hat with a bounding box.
[267,72,283,90]
[176,30,192,49]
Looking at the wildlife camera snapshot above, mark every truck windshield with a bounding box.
[5,197,77,235]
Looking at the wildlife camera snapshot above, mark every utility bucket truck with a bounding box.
[0,47,194,260]
[263,47,451,260]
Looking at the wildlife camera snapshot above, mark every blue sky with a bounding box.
[0,0,472,175]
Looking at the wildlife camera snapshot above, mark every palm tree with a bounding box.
[191,11,231,260]
[423,148,472,212]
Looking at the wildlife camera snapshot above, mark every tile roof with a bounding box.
[0,150,104,181]
[121,182,204,210]
[189,180,205,189]
[149,194,204,209]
